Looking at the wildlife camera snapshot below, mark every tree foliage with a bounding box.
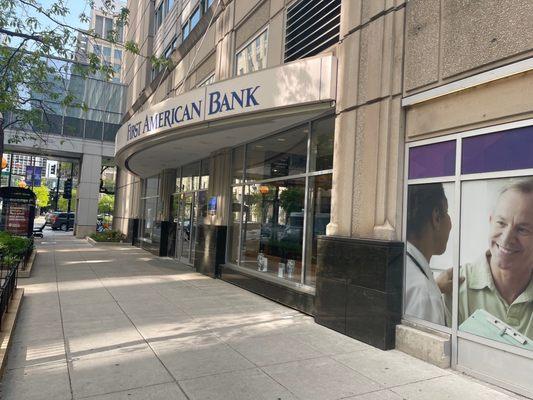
[98,193,114,214]
[32,183,50,208]
[57,187,76,211]
[0,0,160,168]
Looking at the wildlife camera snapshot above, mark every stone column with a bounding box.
[194,149,231,277]
[316,0,406,350]
[75,153,102,238]
[158,168,177,221]
[113,167,142,238]
[327,0,406,241]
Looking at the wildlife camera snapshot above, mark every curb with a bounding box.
[0,288,24,379]
[18,249,37,278]
[86,237,128,246]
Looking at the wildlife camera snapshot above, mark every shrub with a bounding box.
[89,230,126,242]
[0,231,33,267]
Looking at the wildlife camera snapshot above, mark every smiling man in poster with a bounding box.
[457,178,533,342]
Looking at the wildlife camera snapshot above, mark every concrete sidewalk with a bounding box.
[0,234,525,400]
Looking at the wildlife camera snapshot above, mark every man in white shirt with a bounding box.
[405,184,452,326]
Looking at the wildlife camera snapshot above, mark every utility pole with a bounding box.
[55,163,61,211]
[8,153,13,187]
[65,163,74,231]
[0,112,4,188]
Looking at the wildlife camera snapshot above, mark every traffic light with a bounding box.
[63,178,73,199]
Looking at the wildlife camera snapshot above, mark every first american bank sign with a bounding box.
[126,86,260,142]
[115,55,337,153]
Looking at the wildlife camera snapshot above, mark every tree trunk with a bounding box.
[0,118,4,188]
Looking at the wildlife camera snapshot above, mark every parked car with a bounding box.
[50,212,76,231]
[45,211,58,224]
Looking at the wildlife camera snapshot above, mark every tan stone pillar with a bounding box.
[158,168,177,221]
[208,148,232,226]
[328,0,406,241]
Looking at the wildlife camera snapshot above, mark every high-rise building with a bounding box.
[3,153,47,178]
[75,0,126,83]
[112,1,533,396]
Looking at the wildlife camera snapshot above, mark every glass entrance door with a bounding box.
[176,192,194,265]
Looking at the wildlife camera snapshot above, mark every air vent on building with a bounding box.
[284,0,341,63]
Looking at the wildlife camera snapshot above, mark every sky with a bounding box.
[27,0,92,32]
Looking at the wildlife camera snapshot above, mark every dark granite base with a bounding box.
[220,266,315,315]
[131,218,139,246]
[315,235,404,350]
[194,225,227,277]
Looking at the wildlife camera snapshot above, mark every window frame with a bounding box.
[234,26,269,77]
[182,5,201,41]
[197,72,215,87]
[403,118,533,361]
[226,112,334,291]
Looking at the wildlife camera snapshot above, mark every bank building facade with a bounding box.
[113,0,533,396]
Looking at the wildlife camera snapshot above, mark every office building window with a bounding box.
[235,28,268,76]
[197,73,215,87]
[182,6,201,40]
[104,17,113,39]
[155,2,164,32]
[102,46,111,59]
[95,15,104,36]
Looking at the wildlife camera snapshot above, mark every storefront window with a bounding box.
[461,126,533,174]
[245,125,307,181]
[175,170,181,193]
[405,124,533,352]
[145,176,159,197]
[228,186,243,264]
[305,174,332,286]
[140,175,161,249]
[241,179,305,284]
[228,115,334,288]
[309,117,334,171]
[459,177,533,349]
[232,147,244,184]
[200,159,210,190]
[181,162,200,192]
[172,158,210,265]
[405,182,455,327]
[408,140,456,179]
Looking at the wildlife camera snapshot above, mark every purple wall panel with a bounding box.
[408,140,456,179]
[462,126,533,174]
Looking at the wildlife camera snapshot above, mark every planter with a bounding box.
[86,237,127,246]
[17,248,36,278]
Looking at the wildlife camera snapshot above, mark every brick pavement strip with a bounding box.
[0,233,527,400]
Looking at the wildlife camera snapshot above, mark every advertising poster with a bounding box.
[405,182,455,327]
[25,166,42,187]
[459,177,533,349]
[6,203,29,235]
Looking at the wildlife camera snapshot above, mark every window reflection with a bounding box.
[228,186,243,264]
[305,174,332,286]
[310,117,334,171]
[236,29,268,76]
[245,126,307,181]
[241,179,305,283]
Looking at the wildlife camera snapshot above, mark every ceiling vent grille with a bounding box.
[284,0,341,63]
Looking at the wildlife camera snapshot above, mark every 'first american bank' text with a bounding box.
[126,86,260,141]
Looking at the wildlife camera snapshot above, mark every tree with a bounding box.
[33,184,50,208]
[279,186,305,223]
[98,193,114,214]
[0,1,166,180]
[57,188,76,211]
